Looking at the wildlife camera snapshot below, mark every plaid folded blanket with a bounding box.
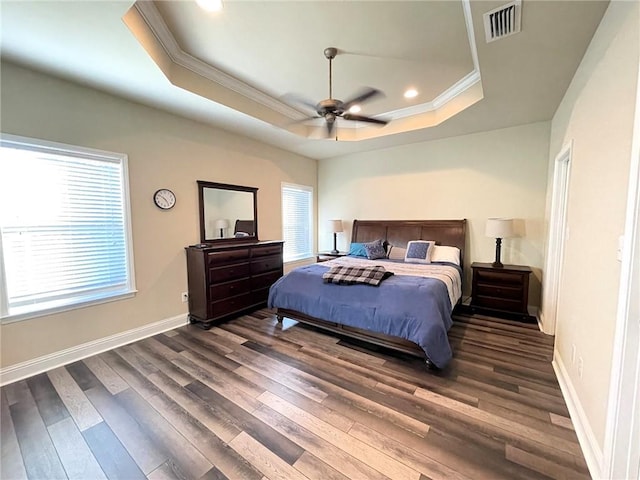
[322,265,394,287]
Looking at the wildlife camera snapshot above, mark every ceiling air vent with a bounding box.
[483,0,522,43]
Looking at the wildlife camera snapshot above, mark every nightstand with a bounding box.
[470,262,533,321]
[316,252,348,263]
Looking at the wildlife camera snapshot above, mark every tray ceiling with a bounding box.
[0,1,609,159]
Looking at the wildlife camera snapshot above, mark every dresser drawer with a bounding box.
[476,283,523,300]
[251,254,282,275]
[209,262,250,283]
[208,249,250,266]
[211,293,252,318]
[251,287,270,305]
[251,270,282,290]
[252,245,282,258]
[210,277,251,299]
[475,269,524,286]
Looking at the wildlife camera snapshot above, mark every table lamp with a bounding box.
[215,219,229,238]
[328,219,343,254]
[486,218,515,268]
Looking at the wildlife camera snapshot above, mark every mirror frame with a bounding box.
[197,180,259,244]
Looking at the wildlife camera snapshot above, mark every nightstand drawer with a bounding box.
[473,295,526,313]
[475,269,524,286]
[476,283,523,300]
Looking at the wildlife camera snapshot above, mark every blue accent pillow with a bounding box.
[363,239,387,260]
[405,240,436,264]
[348,242,368,257]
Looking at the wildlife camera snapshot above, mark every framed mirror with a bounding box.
[198,181,258,243]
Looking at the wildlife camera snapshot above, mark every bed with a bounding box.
[268,219,467,368]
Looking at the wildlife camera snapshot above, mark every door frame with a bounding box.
[602,58,640,480]
[540,141,572,335]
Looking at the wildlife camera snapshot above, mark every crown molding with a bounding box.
[134,1,306,120]
[130,0,483,136]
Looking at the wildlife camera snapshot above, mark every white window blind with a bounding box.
[0,134,136,321]
[282,183,313,262]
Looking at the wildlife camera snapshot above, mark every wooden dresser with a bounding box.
[470,262,533,321]
[185,241,284,329]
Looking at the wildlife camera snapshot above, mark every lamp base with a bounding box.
[331,232,339,255]
[493,237,503,268]
[330,249,339,254]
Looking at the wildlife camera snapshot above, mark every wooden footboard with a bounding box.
[275,307,427,359]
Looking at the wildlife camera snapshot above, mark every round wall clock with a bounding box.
[153,188,176,210]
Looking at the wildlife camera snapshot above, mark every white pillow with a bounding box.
[404,240,436,264]
[431,245,461,266]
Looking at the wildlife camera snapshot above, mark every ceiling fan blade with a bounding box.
[342,87,383,111]
[281,93,318,114]
[342,113,388,125]
[287,115,320,125]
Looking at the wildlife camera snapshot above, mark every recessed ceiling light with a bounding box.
[349,105,361,114]
[404,89,418,99]
[196,0,223,12]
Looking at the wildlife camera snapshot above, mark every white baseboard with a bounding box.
[553,349,604,479]
[0,313,188,386]
[537,310,544,333]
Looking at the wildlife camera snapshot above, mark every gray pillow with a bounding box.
[388,245,407,261]
[363,239,387,260]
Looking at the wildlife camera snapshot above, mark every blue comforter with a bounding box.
[268,263,454,368]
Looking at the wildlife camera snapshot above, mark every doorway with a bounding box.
[541,141,572,335]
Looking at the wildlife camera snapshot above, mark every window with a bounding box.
[281,183,313,262]
[0,134,136,322]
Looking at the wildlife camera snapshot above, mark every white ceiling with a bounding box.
[0,1,608,160]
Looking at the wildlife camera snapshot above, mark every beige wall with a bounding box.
[318,122,550,302]
[546,0,639,451]
[0,62,317,368]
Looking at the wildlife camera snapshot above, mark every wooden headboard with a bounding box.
[234,219,255,235]
[351,219,467,267]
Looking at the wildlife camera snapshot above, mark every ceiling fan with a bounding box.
[288,47,389,137]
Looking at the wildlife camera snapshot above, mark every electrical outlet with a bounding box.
[577,356,584,379]
[571,344,576,364]
[181,292,189,303]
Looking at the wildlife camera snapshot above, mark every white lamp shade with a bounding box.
[328,219,343,233]
[215,219,229,229]
[485,218,515,238]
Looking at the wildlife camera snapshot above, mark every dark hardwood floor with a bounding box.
[1,309,590,480]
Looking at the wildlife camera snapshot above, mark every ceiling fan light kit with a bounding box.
[289,47,390,138]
